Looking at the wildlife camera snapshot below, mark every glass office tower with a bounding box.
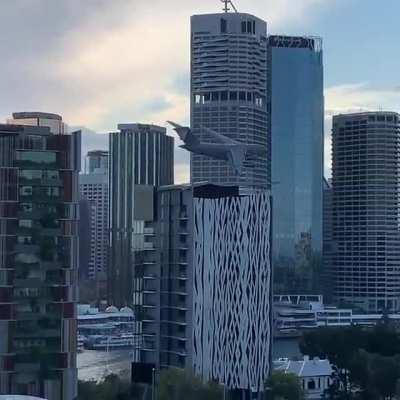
[269,36,324,292]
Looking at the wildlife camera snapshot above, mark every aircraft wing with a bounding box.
[227,147,246,175]
[202,126,238,145]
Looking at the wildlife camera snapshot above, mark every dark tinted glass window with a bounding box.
[220,18,227,33]
[221,91,228,101]
[247,21,252,33]
[229,91,237,101]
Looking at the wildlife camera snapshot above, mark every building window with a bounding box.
[220,18,227,33]
[230,91,237,101]
[247,21,252,33]
[19,219,33,228]
[20,186,33,196]
[308,380,316,390]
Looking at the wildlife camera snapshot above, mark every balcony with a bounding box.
[143,242,155,251]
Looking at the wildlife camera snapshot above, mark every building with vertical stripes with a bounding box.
[108,124,174,307]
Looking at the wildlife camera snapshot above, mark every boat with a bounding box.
[77,304,137,351]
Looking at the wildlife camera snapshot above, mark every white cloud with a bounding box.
[0,0,337,182]
[0,0,335,130]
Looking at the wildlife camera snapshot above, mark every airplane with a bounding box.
[167,121,266,175]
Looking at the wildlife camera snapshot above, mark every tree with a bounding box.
[78,374,143,400]
[157,369,222,400]
[265,371,304,400]
[300,326,400,400]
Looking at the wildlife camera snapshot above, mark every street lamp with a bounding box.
[152,368,156,400]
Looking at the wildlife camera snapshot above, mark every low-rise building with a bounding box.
[274,356,333,399]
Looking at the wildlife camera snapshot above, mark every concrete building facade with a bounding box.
[134,184,272,394]
[108,124,174,307]
[190,13,270,191]
[331,112,400,312]
[79,152,109,282]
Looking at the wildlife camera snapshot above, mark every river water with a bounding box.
[77,338,301,382]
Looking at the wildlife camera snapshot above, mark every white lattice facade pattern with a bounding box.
[192,192,272,391]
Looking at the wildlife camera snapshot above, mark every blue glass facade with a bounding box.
[269,36,324,289]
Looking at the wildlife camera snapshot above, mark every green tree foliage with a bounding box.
[300,324,400,399]
[157,368,222,400]
[265,371,304,400]
[78,374,142,400]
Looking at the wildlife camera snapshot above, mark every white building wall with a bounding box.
[192,192,272,391]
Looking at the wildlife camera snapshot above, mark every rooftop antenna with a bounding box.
[221,0,238,13]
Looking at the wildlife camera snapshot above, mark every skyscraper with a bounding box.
[79,151,109,283]
[190,13,269,191]
[7,112,68,135]
[0,114,80,399]
[323,178,333,301]
[331,112,400,312]
[109,124,174,307]
[85,150,108,174]
[134,183,272,394]
[268,35,324,292]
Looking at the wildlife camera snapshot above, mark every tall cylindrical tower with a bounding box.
[332,112,400,312]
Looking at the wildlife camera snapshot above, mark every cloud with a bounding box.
[0,0,336,130]
[0,0,337,183]
[323,83,400,177]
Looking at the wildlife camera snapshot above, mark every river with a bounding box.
[77,338,301,382]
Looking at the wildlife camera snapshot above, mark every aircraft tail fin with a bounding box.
[167,121,199,146]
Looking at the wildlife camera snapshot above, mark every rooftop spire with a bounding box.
[221,0,238,13]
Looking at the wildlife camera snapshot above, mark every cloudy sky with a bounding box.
[1,0,399,181]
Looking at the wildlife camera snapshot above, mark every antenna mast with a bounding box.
[221,0,238,13]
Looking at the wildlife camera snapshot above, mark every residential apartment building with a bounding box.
[134,183,272,394]
[79,152,109,282]
[0,113,80,399]
[331,112,400,312]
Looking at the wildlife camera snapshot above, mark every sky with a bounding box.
[0,0,399,181]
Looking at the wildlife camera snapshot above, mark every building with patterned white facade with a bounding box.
[192,185,272,393]
[133,183,272,395]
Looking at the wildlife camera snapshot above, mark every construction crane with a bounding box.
[221,0,238,13]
